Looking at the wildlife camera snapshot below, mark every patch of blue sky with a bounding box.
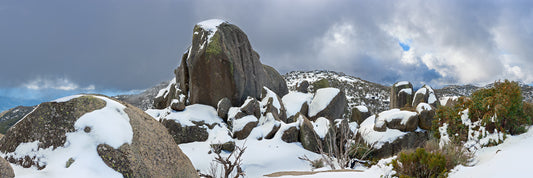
[398,39,412,51]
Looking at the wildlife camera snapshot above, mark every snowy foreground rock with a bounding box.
[0,95,197,178]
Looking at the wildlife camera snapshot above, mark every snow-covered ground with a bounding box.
[450,126,533,178]
[173,103,533,177]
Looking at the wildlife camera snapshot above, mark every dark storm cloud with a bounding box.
[0,0,532,91]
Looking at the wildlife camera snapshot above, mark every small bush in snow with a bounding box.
[311,78,330,91]
[391,148,448,178]
[298,155,324,169]
[424,139,473,170]
[391,138,473,178]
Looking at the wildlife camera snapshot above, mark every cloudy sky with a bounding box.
[1,0,532,109]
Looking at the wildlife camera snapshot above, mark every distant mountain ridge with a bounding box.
[284,70,390,114]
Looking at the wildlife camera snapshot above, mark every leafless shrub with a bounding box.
[202,142,247,178]
[303,120,375,170]
[298,155,324,170]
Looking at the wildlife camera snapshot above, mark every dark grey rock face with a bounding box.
[217,97,232,122]
[176,21,288,108]
[390,81,413,109]
[309,88,347,122]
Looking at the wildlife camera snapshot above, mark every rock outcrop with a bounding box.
[0,157,14,178]
[308,88,347,122]
[412,85,440,108]
[373,109,419,132]
[153,79,181,109]
[350,106,372,125]
[261,87,288,123]
[370,131,429,159]
[217,97,232,121]
[0,95,198,177]
[239,97,261,119]
[232,116,258,140]
[390,81,413,109]
[416,103,436,130]
[161,119,209,144]
[299,115,321,153]
[175,19,288,108]
[281,125,299,143]
[297,80,309,93]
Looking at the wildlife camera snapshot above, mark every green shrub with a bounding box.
[432,97,470,144]
[432,80,532,146]
[391,148,448,178]
[312,78,330,90]
[524,102,533,124]
[424,139,473,170]
[469,80,530,135]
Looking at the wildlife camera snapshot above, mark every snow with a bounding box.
[154,104,222,127]
[261,87,283,112]
[355,105,368,113]
[450,126,533,177]
[308,88,340,117]
[181,138,323,178]
[415,87,428,96]
[428,93,437,104]
[376,109,417,125]
[358,115,408,149]
[439,96,459,106]
[227,107,240,119]
[312,117,330,139]
[232,115,257,133]
[394,81,409,87]
[6,95,132,178]
[273,156,396,178]
[399,88,412,95]
[156,78,176,98]
[197,19,227,43]
[439,123,451,148]
[282,92,313,118]
[416,103,432,113]
[247,113,281,139]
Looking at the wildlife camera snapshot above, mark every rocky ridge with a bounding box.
[284,70,390,115]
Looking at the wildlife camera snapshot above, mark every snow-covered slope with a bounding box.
[450,126,533,177]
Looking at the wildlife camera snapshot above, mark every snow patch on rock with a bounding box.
[197,19,227,43]
[282,92,313,118]
[309,88,340,117]
[312,117,330,139]
[359,115,408,149]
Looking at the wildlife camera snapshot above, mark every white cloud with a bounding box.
[314,22,358,63]
[22,77,95,91]
[400,49,417,65]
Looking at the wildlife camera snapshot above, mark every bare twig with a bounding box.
[204,142,247,178]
